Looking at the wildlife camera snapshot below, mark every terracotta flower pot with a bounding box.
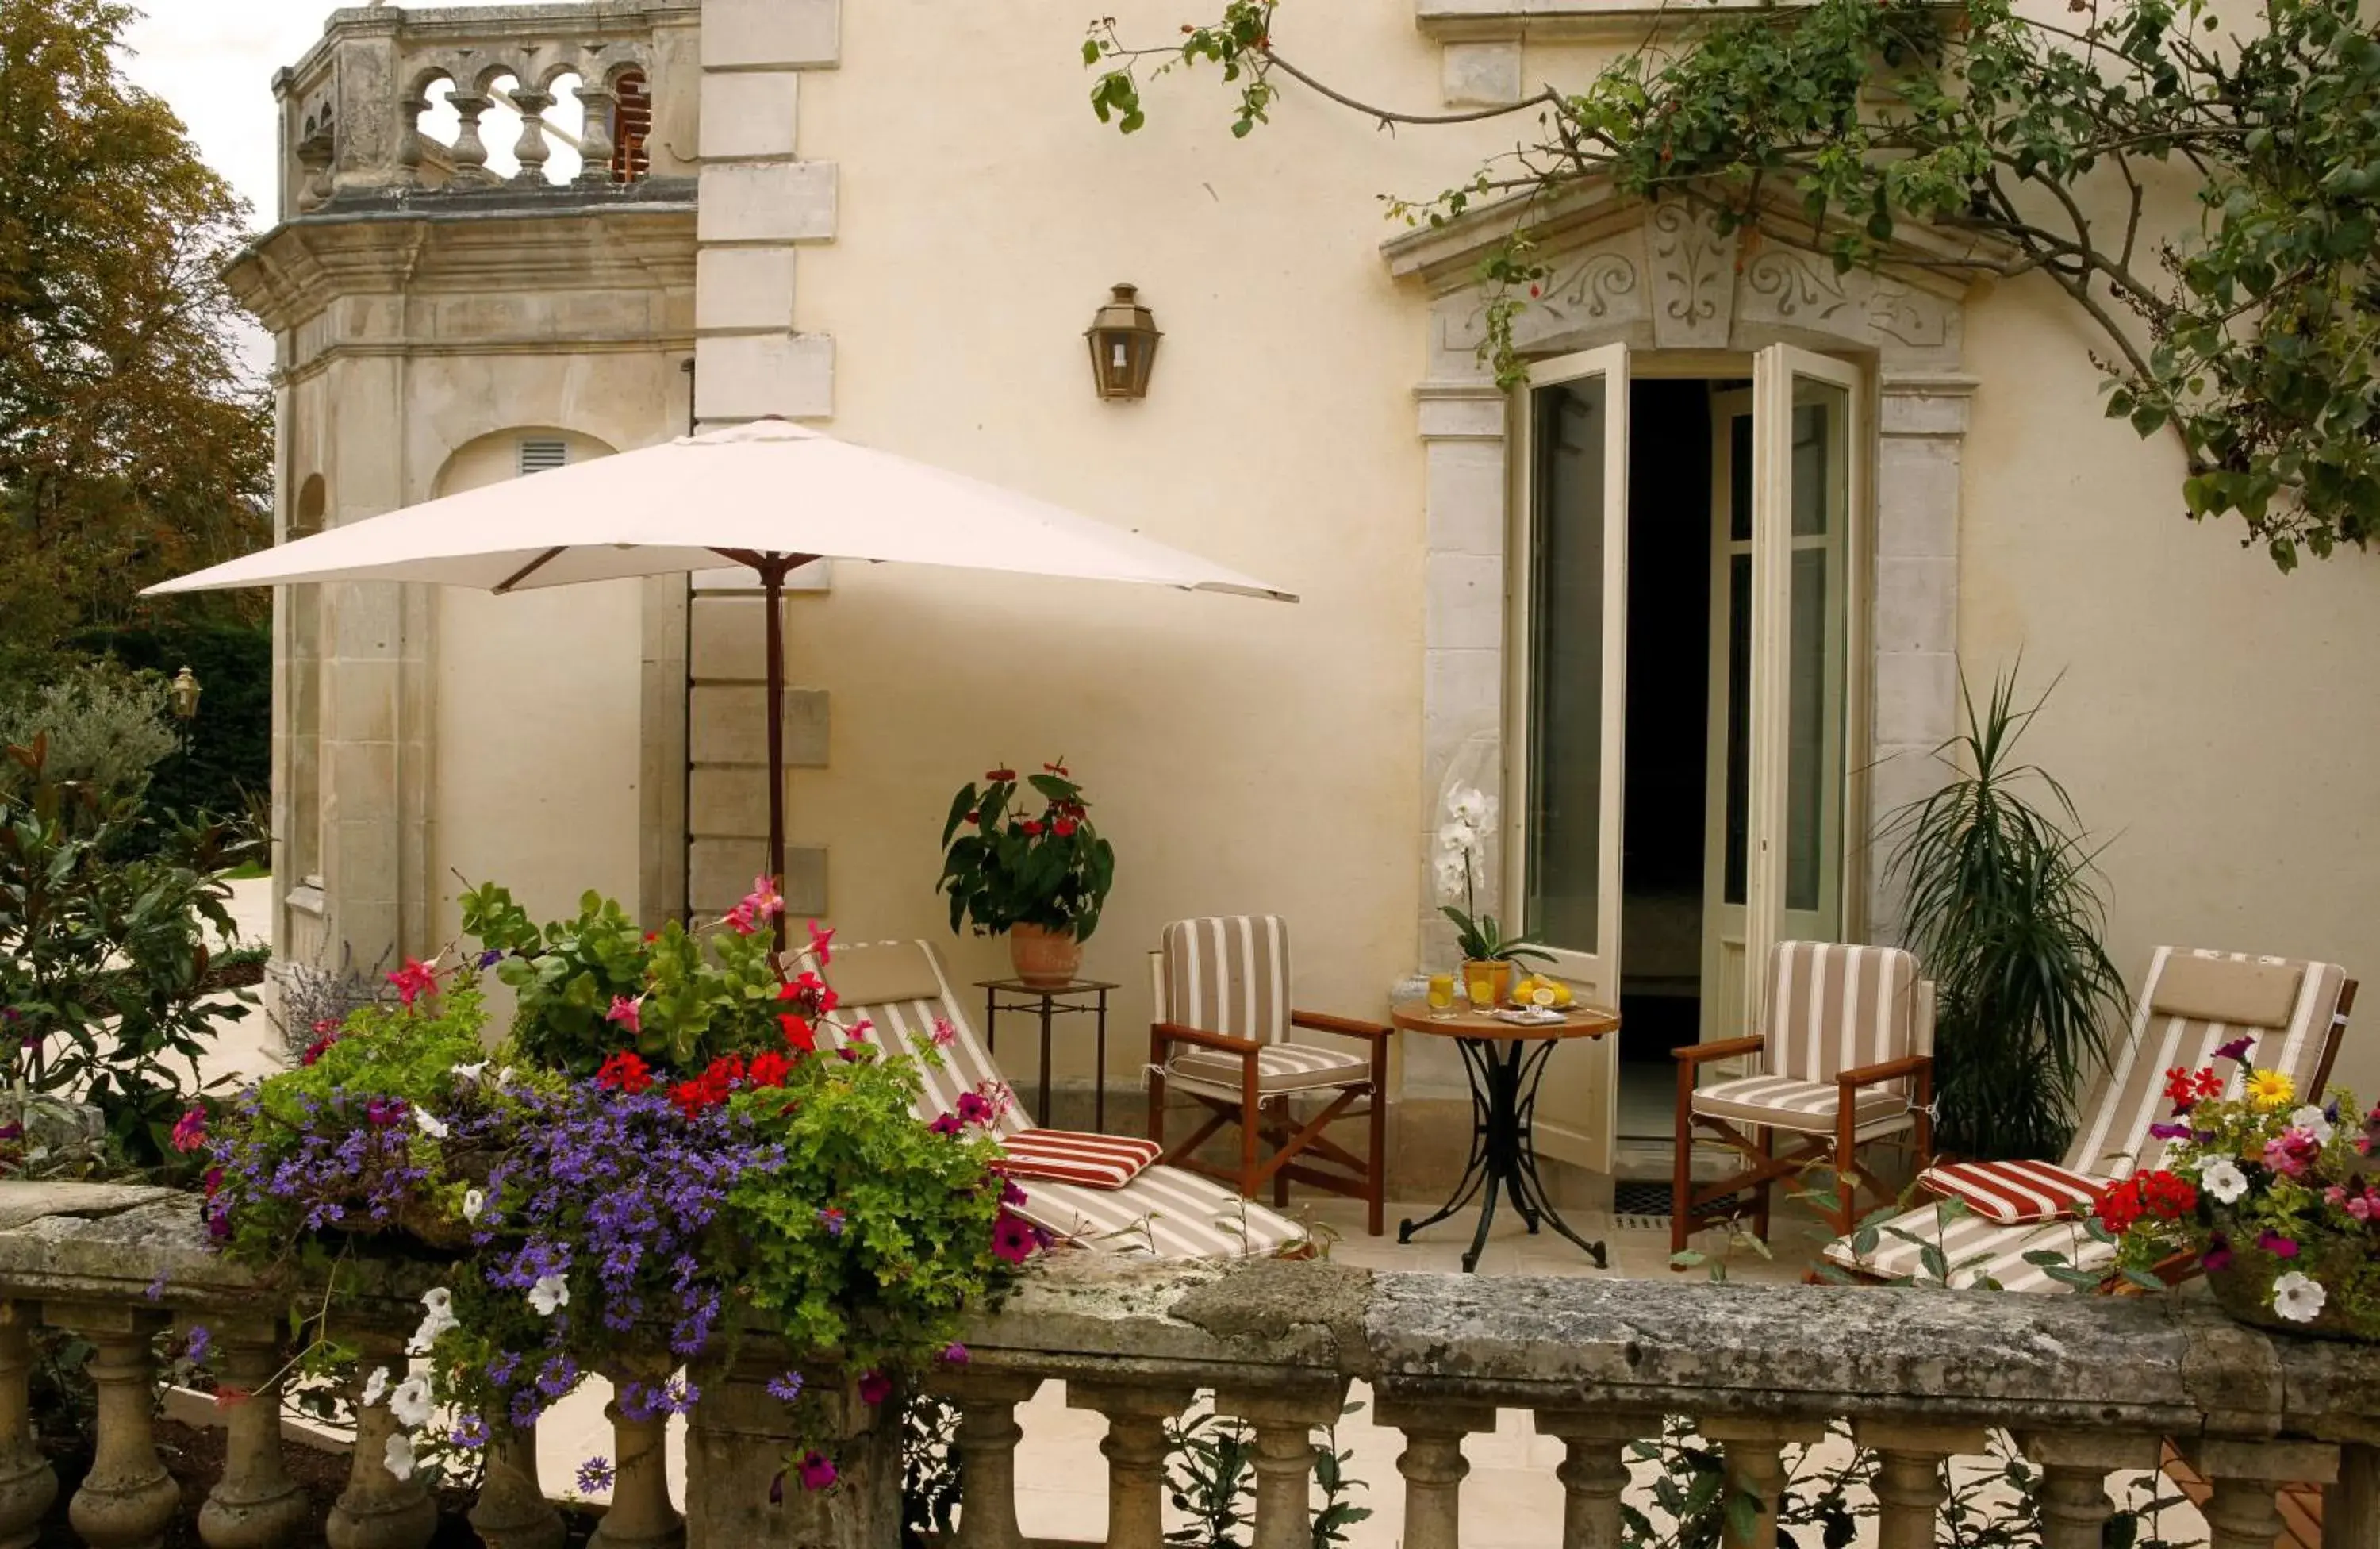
[1009,924,1082,989]
[1462,959,1512,1009]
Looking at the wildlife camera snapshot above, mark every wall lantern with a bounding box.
[1085,283,1161,401]
[170,666,202,721]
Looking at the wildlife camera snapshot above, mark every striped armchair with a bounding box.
[1672,940,1937,1258]
[1147,916,1393,1236]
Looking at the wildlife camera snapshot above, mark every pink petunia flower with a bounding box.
[606,996,642,1036]
[2258,1230,2302,1259]
[797,1451,838,1492]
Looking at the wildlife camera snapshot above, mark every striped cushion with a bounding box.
[1168,1042,1369,1097]
[1918,1160,2106,1224]
[1763,941,1931,1085]
[996,1129,1161,1190]
[820,940,1310,1261]
[1827,947,2350,1291]
[1691,1074,1911,1136]
[1161,917,1290,1046]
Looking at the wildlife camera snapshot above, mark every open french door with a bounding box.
[1506,344,1629,1173]
[1736,345,1866,1033]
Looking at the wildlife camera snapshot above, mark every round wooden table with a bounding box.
[1389,998,1621,1273]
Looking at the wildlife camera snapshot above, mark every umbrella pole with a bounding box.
[762,555,789,952]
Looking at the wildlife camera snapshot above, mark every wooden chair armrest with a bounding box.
[1676,1036,1766,1064]
[1150,1021,1262,1059]
[1291,1009,1395,1043]
[1837,1053,1933,1089]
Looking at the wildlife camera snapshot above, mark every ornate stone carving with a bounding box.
[1647,201,1736,348]
[1741,248,1950,349]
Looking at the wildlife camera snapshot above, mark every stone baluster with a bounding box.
[574,80,618,186]
[469,1419,565,1549]
[0,1303,57,1549]
[1068,1381,1194,1549]
[447,94,497,186]
[197,1318,309,1549]
[1376,1397,1497,1549]
[50,1302,179,1549]
[326,1340,436,1549]
[1534,1409,1657,1549]
[1217,1383,1351,1549]
[2326,1443,2380,1549]
[395,94,430,190]
[1850,1421,1985,1549]
[1701,1419,1825,1549]
[2018,1432,2161,1549]
[590,1360,682,1549]
[2182,1440,2340,1549]
[508,88,555,185]
[931,1370,1041,1549]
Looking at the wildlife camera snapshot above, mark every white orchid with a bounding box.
[384,1432,416,1482]
[413,1108,449,1140]
[1433,854,1469,906]
[1449,785,1495,827]
[389,1374,434,1428]
[528,1273,570,1316]
[451,1060,487,1085]
[2291,1104,2336,1145]
[462,1189,485,1224]
[1437,819,1480,855]
[2198,1155,2250,1205]
[2273,1270,2328,1324]
[362,1366,390,1408]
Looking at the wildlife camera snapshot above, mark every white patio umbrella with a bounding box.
[145,418,1296,936]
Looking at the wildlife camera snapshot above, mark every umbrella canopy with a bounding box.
[146,418,1296,601]
[144,418,1296,939]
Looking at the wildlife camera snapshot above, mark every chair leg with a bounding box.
[1269,1098,1292,1209]
[1146,1025,1167,1147]
[1832,1104,1860,1239]
[1753,1127,1773,1242]
[1367,1086,1388,1240]
[1671,1060,1696,1262]
[1238,1069,1262,1203]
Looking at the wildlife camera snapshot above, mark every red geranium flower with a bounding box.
[597,1051,653,1095]
[781,1014,817,1055]
[747,1051,791,1090]
[2140,1169,2198,1220]
[2093,1176,2146,1234]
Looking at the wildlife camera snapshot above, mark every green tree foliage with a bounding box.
[1089,0,2380,569]
[0,0,269,668]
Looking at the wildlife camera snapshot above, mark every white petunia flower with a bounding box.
[389,1374,434,1428]
[362,1366,390,1408]
[421,1287,452,1317]
[451,1061,487,1084]
[528,1273,570,1316]
[462,1189,485,1223]
[413,1108,448,1140]
[497,1066,515,1086]
[2198,1155,2250,1205]
[2291,1105,2336,1145]
[384,1432,416,1482]
[2273,1270,2328,1324]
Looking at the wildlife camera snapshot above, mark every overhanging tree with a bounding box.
[0,0,269,670]
[1088,0,2380,570]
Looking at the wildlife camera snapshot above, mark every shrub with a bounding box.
[0,663,178,805]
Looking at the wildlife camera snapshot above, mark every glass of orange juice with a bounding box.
[1426,973,1456,1017]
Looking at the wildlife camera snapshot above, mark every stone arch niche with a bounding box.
[1383,187,1989,963]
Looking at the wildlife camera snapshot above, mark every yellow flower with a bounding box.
[2246,1070,2297,1110]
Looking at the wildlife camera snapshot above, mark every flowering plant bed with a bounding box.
[2100,1041,2380,1339]
[188,879,1043,1496]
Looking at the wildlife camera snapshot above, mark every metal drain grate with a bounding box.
[1611,1180,1672,1230]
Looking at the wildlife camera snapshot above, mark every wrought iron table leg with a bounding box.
[1398,1040,1495,1245]
[1396,1034,1607,1272]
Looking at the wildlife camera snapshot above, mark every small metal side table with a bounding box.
[976,978,1120,1132]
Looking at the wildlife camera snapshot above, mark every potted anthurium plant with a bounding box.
[184,876,1047,1500]
[2096,1040,2380,1340]
[1434,782,1552,1007]
[936,761,1115,987]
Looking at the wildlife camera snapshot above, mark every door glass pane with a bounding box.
[1524,376,1606,954]
[1781,375,1849,929]
[1722,552,1750,907]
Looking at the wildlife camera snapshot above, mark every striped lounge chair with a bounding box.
[821,939,1308,1259]
[1673,941,1938,1258]
[1821,947,2357,1291]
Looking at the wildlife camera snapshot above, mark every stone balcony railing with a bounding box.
[272,3,702,220]
[5,1182,2377,1549]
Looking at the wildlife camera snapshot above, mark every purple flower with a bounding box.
[2148,1121,2194,1141]
[536,1354,579,1398]
[576,1456,615,1493]
[144,1272,167,1302]
[364,1097,408,1128]
[2214,1036,2256,1063]
[858,1370,892,1406]
[451,1414,490,1448]
[486,1350,521,1388]
[2259,1230,2302,1259]
[183,1325,209,1366]
[929,1113,963,1136]
[1000,1180,1027,1208]
[478,949,505,970]
[2204,1232,2236,1272]
[941,1343,969,1366]
[766,1370,805,1403]
[798,1451,838,1491]
[817,1207,845,1238]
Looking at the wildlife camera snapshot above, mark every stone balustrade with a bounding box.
[5,1182,2378,1549]
[273,3,701,219]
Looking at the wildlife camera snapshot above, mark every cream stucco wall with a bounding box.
[785,3,1526,1091]
[1959,271,2380,1099]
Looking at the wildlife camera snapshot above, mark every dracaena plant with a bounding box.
[936,761,1116,942]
